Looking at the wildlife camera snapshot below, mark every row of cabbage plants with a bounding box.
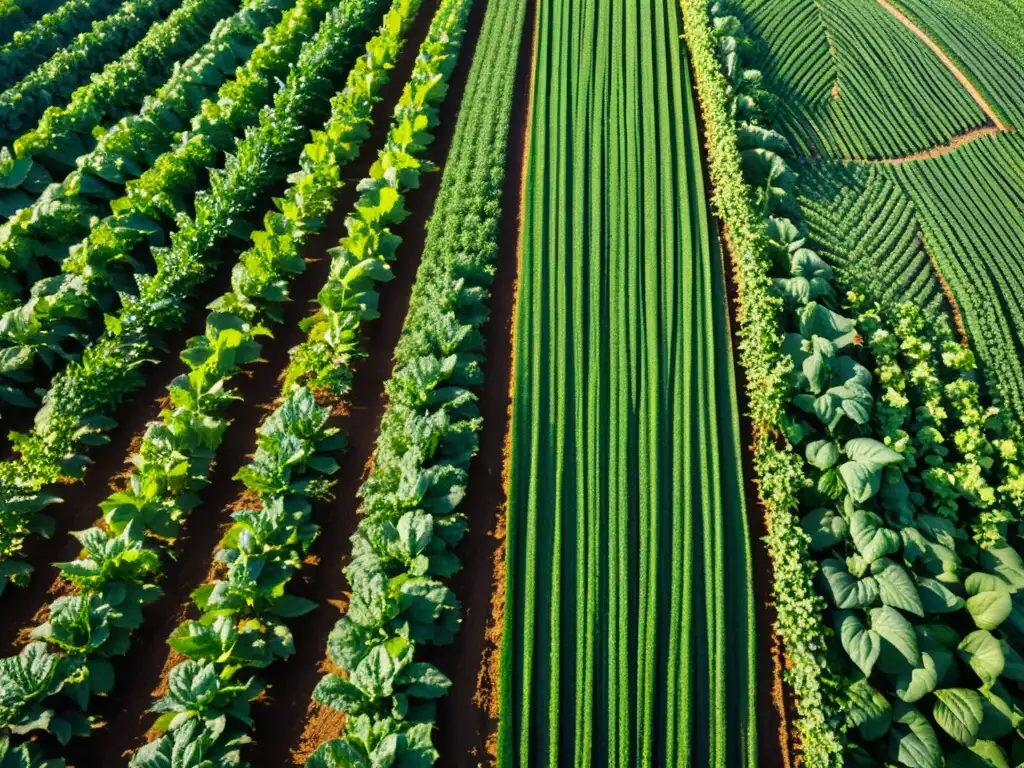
[305,0,528,763]
[681,1,1023,765]
[133,2,474,763]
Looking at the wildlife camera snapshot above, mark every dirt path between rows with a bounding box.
[876,0,1005,131]
[862,124,1002,165]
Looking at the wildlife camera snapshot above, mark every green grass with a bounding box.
[498,0,757,763]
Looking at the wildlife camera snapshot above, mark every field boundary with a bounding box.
[856,123,1002,164]
[875,0,1005,130]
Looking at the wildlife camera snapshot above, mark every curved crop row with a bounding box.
[890,0,1024,129]
[0,0,297,307]
[796,161,947,321]
[682,2,1024,765]
[304,0,528,763]
[0,1,415,758]
[0,0,179,141]
[0,0,389,595]
[895,133,1024,426]
[132,2,472,762]
[0,0,122,90]
[733,0,986,160]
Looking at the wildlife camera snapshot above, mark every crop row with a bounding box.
[0,0,252,304]
[890,0,1024,129]
[0,0,425,761]
[733,0,986,160]
[797,160,947,320]
[0,0,124,91]
[134,5,479,762]
[497,0,757,765]
[306,0,529,763]
[0,0,182,141]
[0,0,64,49]
[683,2,1024,765]
[896,133,1024,427]
[0,0,380,592]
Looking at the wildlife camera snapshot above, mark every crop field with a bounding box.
[0,0,1021,766]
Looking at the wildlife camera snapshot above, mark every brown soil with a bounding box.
[430,0,535,763]
[919,232,970,347]
[875,0,1007,131]
[0,295,223,655]
[714,218,794,768]
[54,3,463,761]
[865,124,1003,165]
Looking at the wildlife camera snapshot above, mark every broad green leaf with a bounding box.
[800,508,848,551]
[844,676,891,741]
[888,701,942,768]
[933,688,983,745]
[916,576,965,614]
[822,559,879,609]
[845,438,904,467]
[872,606,920,672]
[895,651,938,702]
[806,440,838,470]
[837,610,881,677]
[875,562,924,616]
[978,682,1017,740]
[966,592,1012,631]
[946,741,1011,768]
[999,638,1024,681]
[841,462,882,504]
[958,630,1005,686]
[849,510,899,562]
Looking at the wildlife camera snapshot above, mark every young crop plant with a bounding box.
[0,0,422,757]
[304,0,527,763]
[682,2,1024,765]
[0,0,391,596]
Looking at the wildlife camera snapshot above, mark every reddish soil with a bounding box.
[0,292,232,655]
[714,219,794,768]
[867,124,1003,164]
[52,3,464,762]
[919,232,971,347]
[243,0,495,763]
[429,0,535,763]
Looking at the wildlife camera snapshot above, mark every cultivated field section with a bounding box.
[497,0,755,766]
[0,0,1022,766]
